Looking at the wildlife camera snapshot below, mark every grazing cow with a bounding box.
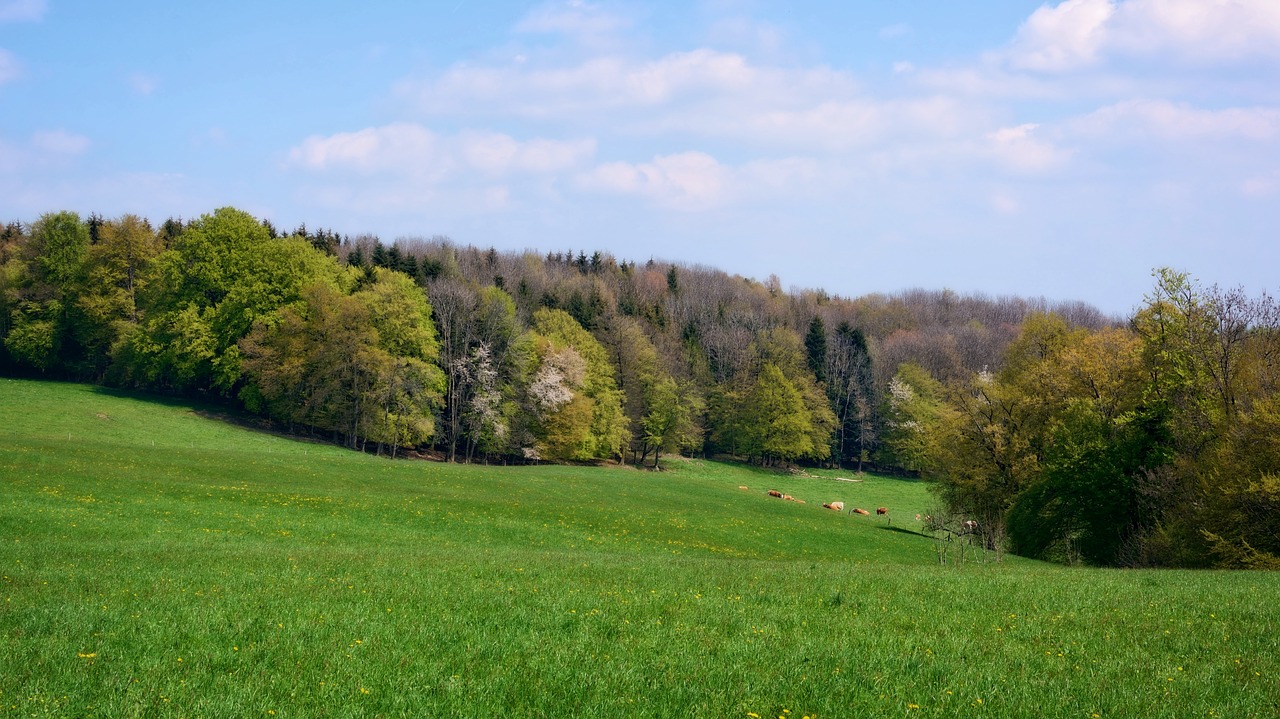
[768,489,783,498]
[739,485,749,490]
[876,507,888,516]
[853,507,870,516]
[822,501,845,512]
[782,494,795,501]
[963,519,979,532]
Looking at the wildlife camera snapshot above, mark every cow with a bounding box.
[782,494,795,501]
[822,501,845,511]
[876,507,888,516]
[852,507,870,516]
[738,485,749,490]
[768,489,783,498]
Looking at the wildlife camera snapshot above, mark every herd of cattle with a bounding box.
[740,485,981,536]
[752,487,889,518]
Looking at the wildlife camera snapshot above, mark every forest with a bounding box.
[1,207,1276,570]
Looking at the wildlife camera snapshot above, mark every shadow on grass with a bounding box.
[876,524,931,539]
[87,384,333,445]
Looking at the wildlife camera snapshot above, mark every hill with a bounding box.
[1,380,1278,717]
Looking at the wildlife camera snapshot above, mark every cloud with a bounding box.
[1069,99,1280,141]
[878,23,912,40]
[984,123,1071,173]
[579,151,730,210]
[288,123,595,180]
[706,16,785,55]
[1241,173,1279,198]
[1004,0,1280,71]
[290,123,441,175]
[0,0,44,22]
[1006,0,1115,71]
[577,152,828,210]
[515,1,630,44]
[129,73,159,96]
[403,49,859,118]
[457,131,595,175]
[0,48,18,84]
[30,130,90,155]
[0,129,89,177]
[398,50,987,152]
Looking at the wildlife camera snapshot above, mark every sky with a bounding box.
[1,0,1277,316]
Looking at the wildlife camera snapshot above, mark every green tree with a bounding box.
[120,208,349,393]
[738,363,814,465]
[804,315,827,384]
[530,308,629,461]
[3,212,90,373]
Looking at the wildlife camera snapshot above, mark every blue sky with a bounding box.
[2,0,1277,315]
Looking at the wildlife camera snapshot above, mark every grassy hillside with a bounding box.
[1,379,1277,718]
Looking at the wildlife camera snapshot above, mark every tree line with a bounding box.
[884,270,1280,568]
[5,208,1273,568]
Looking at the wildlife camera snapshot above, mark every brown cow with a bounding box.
[782,494,795,501]
[739,485,749,490]
[822,501,845,511]
[852,507,870,516]
[768,489,783,498]
[876,507,888,515]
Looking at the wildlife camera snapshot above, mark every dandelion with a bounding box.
[908,704,920,710]
[360,687,371,695]
[77,652,96,659]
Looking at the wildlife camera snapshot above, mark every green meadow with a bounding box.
[1,379,1277,718]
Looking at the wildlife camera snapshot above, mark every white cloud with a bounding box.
[31,130,90,156]
[1004,0,1280,71]
[0,129,89,179]
[515,1,630,44]
[289,123,595,181]
[580,152,730,210]
[990,191,1021,214]
[399,50,990,153]
[458,131,595,175]
[985,123,1072,173]
[1111,0,1280,63]
[0,48,20,84]
[403,49,854,117]
[1069,99,1280,141]
[0,0,44,22]
[130,73,159,96]
[577,152,832,211]
[1006,0,1115,71]
[879,23,912,40]
[290,123,441,174]
[706,16,785,55]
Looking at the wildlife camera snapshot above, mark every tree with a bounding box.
[827,322,875,469]
[737,363,814,465]
[3,212,90,373]
[117,207,349,394]
[75,215,163,378]
[804,316,827,384]
[530,308,629,461]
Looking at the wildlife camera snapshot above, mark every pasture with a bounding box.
[0,379,1277,717]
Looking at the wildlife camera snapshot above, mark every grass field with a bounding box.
[1,379,1277,718]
